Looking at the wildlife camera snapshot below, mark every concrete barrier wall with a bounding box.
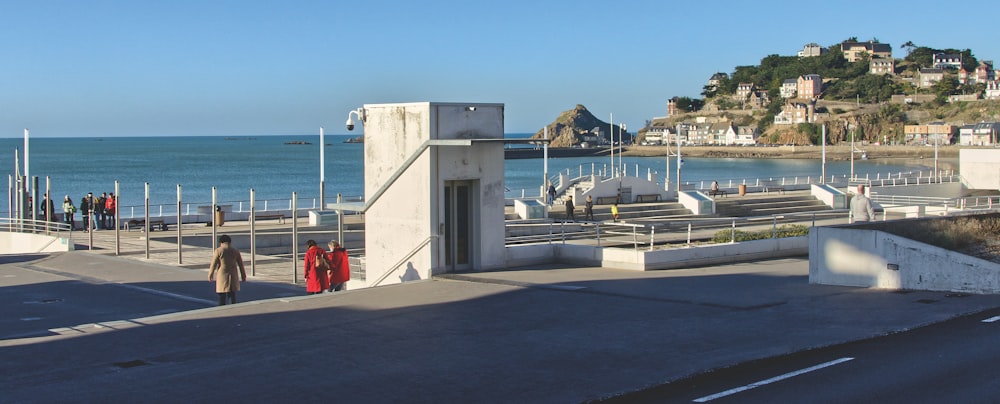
[502,236,808,271]
[809,226,1000,294]
[0,232,74,254]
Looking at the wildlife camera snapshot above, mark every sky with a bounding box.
[2,0,999,138]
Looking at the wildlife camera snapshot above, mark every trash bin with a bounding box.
[215,206,225,226]
[738,184,747,196]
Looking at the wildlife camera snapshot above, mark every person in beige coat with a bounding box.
[208,234,247,305]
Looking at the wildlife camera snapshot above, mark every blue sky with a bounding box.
[2,0,998,137]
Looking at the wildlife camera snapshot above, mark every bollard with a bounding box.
[731,219,736,243]
[649,226,655,251]
[687,223,692,246]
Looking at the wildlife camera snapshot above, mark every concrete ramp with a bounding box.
[0,232,74,254]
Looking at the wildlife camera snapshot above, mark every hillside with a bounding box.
[530,104,628,147]
[639,39,1000,146]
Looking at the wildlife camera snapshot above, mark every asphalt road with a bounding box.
[604,308,1000,403]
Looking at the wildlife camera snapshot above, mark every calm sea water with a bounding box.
[0,134,933,211]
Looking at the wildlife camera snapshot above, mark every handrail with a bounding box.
[361,139,473,213]
[370,235,437,287]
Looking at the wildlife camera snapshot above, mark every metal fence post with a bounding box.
[731,219,736,243]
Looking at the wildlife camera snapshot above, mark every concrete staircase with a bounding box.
[548,201,692,222]
[713,193,831,217]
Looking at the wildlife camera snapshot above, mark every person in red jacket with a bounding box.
[303,240,329,294]
[327,240,351,292]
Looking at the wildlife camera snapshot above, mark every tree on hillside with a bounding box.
[672,96,704,112]
[901,41,916,56]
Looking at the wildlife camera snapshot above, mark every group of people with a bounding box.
[561,195,596,222]
[207,235,353,306]
[47,192,117,230]
[304,239,352,294]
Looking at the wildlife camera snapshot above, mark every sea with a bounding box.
[0,134,937,214]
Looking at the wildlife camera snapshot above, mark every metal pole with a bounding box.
[676,132,682,192]
[292,192,298,284]
[211,187,217,254]
[821,124,826,184]
[250,188,256,277]
[731,219,736,243]
[177,184,183,265]
[114,181,120,254]
[850,126,855,180]
[319,127,326,208]
[44,177,50,235]
[687,223,692,246]
[543,126,549,193]
[337,193,344,247]
[144,182,150,258]
[596,223,601,247]
[610,113,614,177]
[649,226,655,251]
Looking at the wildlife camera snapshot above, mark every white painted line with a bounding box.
[115,283,215,306]
[693,357,855,402]
[981,316,1000,323]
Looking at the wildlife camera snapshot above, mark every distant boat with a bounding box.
[343,136,363,144]
[283,140,311,145]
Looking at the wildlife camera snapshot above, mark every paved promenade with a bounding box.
[4,238,1000,401]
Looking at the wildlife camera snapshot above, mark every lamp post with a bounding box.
[609,113,615,177]
[619,122,627,176]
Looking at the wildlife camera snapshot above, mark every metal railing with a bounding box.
[505,211,851,250]
[0,217,72,236]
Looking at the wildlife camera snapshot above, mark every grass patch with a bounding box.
[711,224,810,243]
[874,213,1000,251]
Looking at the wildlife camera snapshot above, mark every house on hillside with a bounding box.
[870,58,895,75]
[773,102,815,125]
[780,79,798,98]
[797,74,823,99]
[904,122,957,145]
[735,126,759,145]
[841,40,892,62]
[960,61,996,85]
[933,53,962,69]
[958,122,1000,146]
[986,81,1000,100]
[735,83,755,100]
[707,72,728,92]
[798,43,828,57]
[708,121,737,145]
[919,68,945,88]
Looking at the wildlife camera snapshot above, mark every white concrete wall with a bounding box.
[870,182,964,197]
[960,149,1000,190]
[0,232,74,254]
[809,226,1000,294]
[585,176,668,202]
[678,191,714,215]
[363,102,505,285]
[812,184,847,209]
[501,236,808,271]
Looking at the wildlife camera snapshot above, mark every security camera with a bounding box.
[346,117,355,131]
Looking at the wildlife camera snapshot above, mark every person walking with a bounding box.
[564,195,575,221]
[80,193,92,230]
[96,193,106,229]
[327,240,351,292]
[208,234,247,306]
[584,195,594,220]
[850,185,875,223]
[104,193,117,230]
[547,184,557,206]
[304,240,330,295]
[611,203,619,222]
[62,196,76,230]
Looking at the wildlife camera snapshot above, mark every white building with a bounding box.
[360,102,507,285]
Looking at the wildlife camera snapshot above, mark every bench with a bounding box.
[254,213,286,224]
[635,194,660,202]
[708,189,728,198]
[762,183,785,194]
[126,218,167,231]
[595,196,619,205]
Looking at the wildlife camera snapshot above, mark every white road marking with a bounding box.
[693,357,855,402]
[981,316,1000,323]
